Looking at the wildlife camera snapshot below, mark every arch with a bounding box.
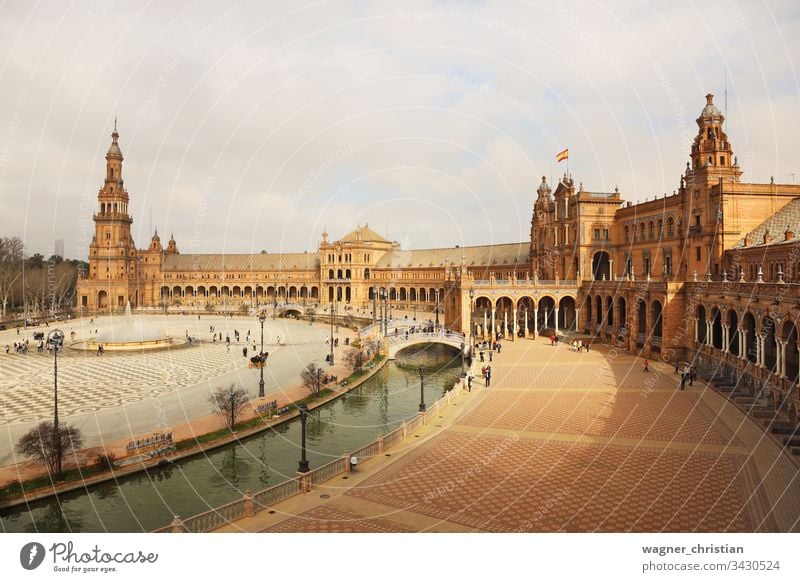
[399,288,407,301]
[390,288,397,301]
[197,285,207,298]
[595,295,602,325]
[640,222,646,240]
[221,286,230,297]
[517,296,535,335]
[559,296,576,331]
[696,305,707,344]
[726,309,739,355]
[299,286,308,299]
[345,287,351,302]
[592,251,611,280]
[185,286,195,297]
[783,319,799,382]
[337,269,343,279]
[617,296,627,329]
[345,269,351,279]
[420,288,427,302]
[336,286,343,301]
[311,286,319,299]
[410,288,417,301]
[160,286,170,299]
[538,296,557,331]
[173,285,182,298]
[244,285,253,298]
[763,315,777,372]
[637,300,647,346]
[651,300,663,351]
[430,288,437,303]
[328,269,334,279]
[328,286,334,302]
[711,307,723,349]
[667,216,674,237]
[209,285,218,297]
[648,221,655,240]
[232,285,241,297]
[98,290,108,309]
[606,296,614,327]
[743,312,756,363]
[288,286,297,299]
[256,285,264,298]
[495,296,515,337]
[266,286,276,300]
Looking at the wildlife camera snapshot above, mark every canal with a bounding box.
[0,343,462,532]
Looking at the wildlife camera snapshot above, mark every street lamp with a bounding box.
[334,300,339,333]
[258,311,266,398]
[435,289,440,332]
[469,287,475,359]
[380,287,387,336]
[371,285,377,332]
[418,366,426,412]
[48,328,65,479]
[460,341,466,376]
[298,404,310,473]
[329,301,335,366]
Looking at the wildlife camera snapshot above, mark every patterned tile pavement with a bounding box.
[241,339,800,533]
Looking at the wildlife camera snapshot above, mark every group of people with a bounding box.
[677,363,697,389]
[570,339,590,352]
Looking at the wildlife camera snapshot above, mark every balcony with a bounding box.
[688,225,703,236]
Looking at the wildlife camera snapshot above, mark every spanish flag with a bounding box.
[556,148,569,163]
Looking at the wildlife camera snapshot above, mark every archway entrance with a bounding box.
[592,251,611,280]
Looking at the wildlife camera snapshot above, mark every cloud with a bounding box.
[0,0,798,259]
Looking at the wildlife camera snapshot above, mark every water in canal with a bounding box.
[0,343,462,532]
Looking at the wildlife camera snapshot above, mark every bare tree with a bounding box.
[365,338,383,357]
[0,236,23,318]
[208,383,250,429]
[15,421,83,481]
[343,347,367,372]
[301,363,323,395]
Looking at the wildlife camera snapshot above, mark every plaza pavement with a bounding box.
[218,336,800,532]
[0,314,353,477]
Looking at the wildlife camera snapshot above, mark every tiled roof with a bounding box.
[375,242,530,269]
[338,225,390,243]
[734,198,800,248]
[163,252,320,271]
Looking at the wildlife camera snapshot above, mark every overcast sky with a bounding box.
[0,0,798,259]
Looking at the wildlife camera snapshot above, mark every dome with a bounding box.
[700,94,723,119]
[536,176,551,196]
[106,129,123,159]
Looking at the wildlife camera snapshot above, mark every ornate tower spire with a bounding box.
[688,94,741,184]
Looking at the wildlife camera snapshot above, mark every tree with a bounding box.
[364,338,383,358]
[301,363,323,395]
[208,383,250,429]
[0,236,23,318]
[15,421,83,481]
[343,347,367,372]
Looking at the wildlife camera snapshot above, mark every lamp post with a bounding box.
[460,341,466,376]
[380,287,387,336]
[418,366,426,412]
[258,311,266,397]
[48,329,64,479]
[298,404,310,473]
[371,285,377,332]
[329,301,335,366]
[469,287,475,359]
[334,300,339,333]
[435,289,440,332]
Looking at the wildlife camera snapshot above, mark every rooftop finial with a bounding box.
[114,116,117,132]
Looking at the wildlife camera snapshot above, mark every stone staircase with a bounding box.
[700,371,800,456]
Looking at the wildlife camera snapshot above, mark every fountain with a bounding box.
[71,302,185,352]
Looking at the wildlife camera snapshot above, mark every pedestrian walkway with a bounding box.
[217,338,800,532]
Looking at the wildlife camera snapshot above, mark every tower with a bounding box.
[688,94,741,186]
[80,123,138,311]
[530,176,554,277]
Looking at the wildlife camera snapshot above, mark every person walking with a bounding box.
[489,351,493,362]
[643,358,649,373]
[680,371,687,390]
[689,365,696,386]
[674,361,680,374]
[467,371,473,392]
[486,365,492,387]
[480,350,485,362]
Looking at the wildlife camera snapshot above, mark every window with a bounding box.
[695,247,701,261]
[648,222,654,240]
[657,219,663,238]
[664,256,672,275]
[640,223,645,239]
[594,228,600,240]
[720,156,725,165]
[604,229,609,240]
[695,215,701,226]
[644,257,651,275]
[667,217,674,237]
[624,226,629,241]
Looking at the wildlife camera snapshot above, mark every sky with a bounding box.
[0,0,798,260]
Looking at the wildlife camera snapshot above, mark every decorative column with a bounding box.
[491,307,496,341]
[738,328,746,359]
[574,307,580,332]
[756,334,763,367]
[483,310,487,340]
[779,339,786,377]
[512,307,517,342]
[722,325,729,353]
[503,310,508,339]
[533,306,539,339]
[609,259,614,280]
[524,309,529,338]
[694,317,698,342]
[705,319,712,346]
[554,307,560,335]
